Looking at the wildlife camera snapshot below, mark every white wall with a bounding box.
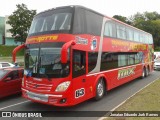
[5,16,13,38]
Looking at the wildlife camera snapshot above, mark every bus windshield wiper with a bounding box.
[39,56,51,81]
[53,55,60,63]
[26,68,33,78]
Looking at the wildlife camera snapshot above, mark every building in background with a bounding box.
[0,16,5,45]
[5,16,21,46]
[0,16,21,46]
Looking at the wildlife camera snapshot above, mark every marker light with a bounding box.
[22,77,24,87]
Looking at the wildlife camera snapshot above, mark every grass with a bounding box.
[0,45,24,57]
[0,45,24,66]
[104,79,160,120]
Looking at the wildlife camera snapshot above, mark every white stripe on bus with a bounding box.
[87,63,143,77]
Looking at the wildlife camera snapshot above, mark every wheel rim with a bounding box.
[146,68,149,76]
[142,69,145,77]
[97,81,104,97]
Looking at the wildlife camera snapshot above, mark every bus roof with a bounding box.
[36,5,152,36]
[36,5,103,17]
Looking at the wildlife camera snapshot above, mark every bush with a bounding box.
[0,45,24,57]
[154,47,160,52]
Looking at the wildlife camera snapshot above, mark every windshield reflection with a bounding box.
[29,12,72,35]
[25,43,70,78]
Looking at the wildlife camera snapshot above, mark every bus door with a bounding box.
[72,50,87,102]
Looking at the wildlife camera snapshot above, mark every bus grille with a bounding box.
[26,81,52,92]
[27,91,48,102]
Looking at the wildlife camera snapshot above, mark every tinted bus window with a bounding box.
[88,52,98,72]
[101,53,118,71]
[104,22,113,37]
[116,25,126,39]
[149,35,153,44]
[135,53,141,64]
[73,8,86,34]
[104,22,116,37]
[128,54,135,65]
[127,28,134,40]
[85,10,103,36]
[73,50,86,78]
[140,34,145,43]
[118,54,127,67]
[28,7,73,36]
[134,31,139,42]
[144,35,148,43]
[73,8,103,36]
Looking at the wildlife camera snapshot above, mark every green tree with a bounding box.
[113,15,131,25]
[7,4,36,43]
[130,12,160,47]
[144,11,160,20]
[129,12,145,27]
[151,20,160,46]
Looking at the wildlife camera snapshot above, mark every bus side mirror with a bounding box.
[12,44,25,63]
[61,40,76,63]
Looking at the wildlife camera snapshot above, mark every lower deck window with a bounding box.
[100,52,141,71]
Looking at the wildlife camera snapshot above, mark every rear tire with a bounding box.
[95,78,105,100]
[145,67,149,77]
[141,67,146,79]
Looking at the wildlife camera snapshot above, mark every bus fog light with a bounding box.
[60,98,67,103]
[55,81,70,92]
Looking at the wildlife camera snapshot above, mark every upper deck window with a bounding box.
[134,31,139,42]
[28,7,73,36]
[126,28,134,40]
[116,24,126,39]
[73,8,103,36]
[104,22,116,37]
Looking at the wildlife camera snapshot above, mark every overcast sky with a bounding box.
[0,0,160,17]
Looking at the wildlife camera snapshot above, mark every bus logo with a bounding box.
[91,37,97,50]
[75,36,88,45]
[118,67,135,79]
[34,84,39,88]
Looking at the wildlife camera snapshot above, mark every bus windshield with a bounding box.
[28,7,73,36]
[25,43,70,78]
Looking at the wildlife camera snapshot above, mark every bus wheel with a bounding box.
[95,78,105,100]
[145,67,149,77]
[141,67,146,79]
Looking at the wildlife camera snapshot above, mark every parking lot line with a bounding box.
[0,100,30,111]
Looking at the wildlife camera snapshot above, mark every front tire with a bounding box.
[95,79,105,100]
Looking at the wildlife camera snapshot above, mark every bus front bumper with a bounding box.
[22,88,73,106]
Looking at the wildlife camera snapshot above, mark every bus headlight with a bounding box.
[55,81,70,92]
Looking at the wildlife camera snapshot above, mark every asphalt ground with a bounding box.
[0,70,160,120]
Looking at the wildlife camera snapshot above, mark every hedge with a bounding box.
[0,45,24,57]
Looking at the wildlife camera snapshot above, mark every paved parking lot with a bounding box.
[0,71,160,120]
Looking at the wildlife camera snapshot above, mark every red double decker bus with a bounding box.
[13,6,154,106]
